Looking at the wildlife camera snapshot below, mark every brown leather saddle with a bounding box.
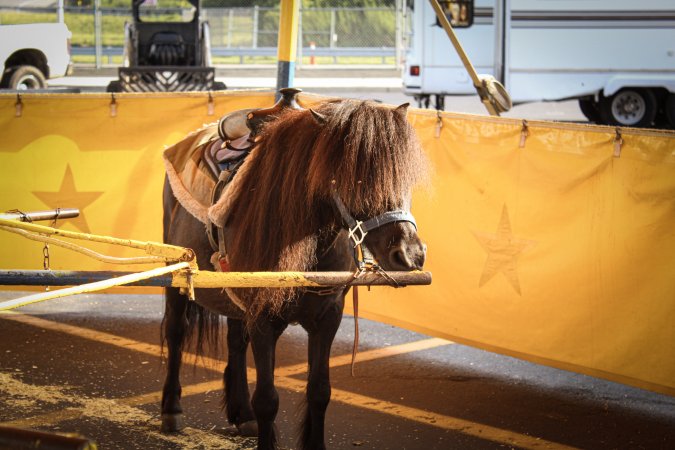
[202,87,304,179]
[203,88,304,257]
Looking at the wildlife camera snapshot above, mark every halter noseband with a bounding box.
[331,190,417,267]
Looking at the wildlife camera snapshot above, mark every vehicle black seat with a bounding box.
[148,31,186,66]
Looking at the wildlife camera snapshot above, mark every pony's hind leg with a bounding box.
[224,317,257,436]
[250,316,287,450]
[161,286,189,432]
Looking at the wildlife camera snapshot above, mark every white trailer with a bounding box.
[403,0,675,128]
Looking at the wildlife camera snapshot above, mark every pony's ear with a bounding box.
[394,103,410,116]
[309,109,327,124]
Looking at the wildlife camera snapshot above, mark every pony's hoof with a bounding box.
[161,413,184,433]
[236,420,258,437]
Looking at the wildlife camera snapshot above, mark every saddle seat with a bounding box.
[202,87,303,179]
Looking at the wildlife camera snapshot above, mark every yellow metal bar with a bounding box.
[0,218,193,262]
[276,0,300,91]
[0,225,167,265]
[277,0,300,63]
[171,270,432,289]
[0,262,190,311]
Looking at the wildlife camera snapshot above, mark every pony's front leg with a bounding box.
[250,317,287,450]
[301,298,343,450]
[224,317,257,436]
[161,287,189,432]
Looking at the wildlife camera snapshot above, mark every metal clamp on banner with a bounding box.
[435,110,443,138]
[613,128,623,158]
[207,92,215,116]
[15,94,23,117]
[519,120,529,148]
[109,94,118,117]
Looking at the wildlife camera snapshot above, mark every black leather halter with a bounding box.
[331,190,417,268]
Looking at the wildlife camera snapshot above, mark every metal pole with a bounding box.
[493,0,505,84]
[395,0,402,68]
[276,0,300,94]
[94,0,102,69]
[330,8,336,49]
[57,0,65,23]
[0,209,79,222]
[252,5,259,49]
[503,0,512,91]
[227,8,233,48]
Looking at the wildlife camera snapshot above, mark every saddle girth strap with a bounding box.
[206,158,247,255]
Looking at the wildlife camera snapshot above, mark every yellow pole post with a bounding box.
[276,0,300,94]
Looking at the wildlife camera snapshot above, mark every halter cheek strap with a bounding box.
[331,190,417,266]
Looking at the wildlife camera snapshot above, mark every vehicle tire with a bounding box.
[578,98,601,123]
[600,88,657,127]
[7,65,47,90]
[665,93,675,129]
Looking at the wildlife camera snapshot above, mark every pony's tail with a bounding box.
[160,287,222,367]
[297,394,312,450]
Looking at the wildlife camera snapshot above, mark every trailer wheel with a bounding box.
[600,88,657,127]
[7,65,46,90]
[665,94,675,129]
[578,99,601,124]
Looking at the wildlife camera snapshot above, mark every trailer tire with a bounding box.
[7,65,46,90]
[665,94,675,129]
[600,88,657,127]
[578,99,601,124]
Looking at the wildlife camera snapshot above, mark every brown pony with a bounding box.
[161,98,428,450]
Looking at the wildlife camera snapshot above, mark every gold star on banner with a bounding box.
[473,205,535,295]
[32,165,103,233]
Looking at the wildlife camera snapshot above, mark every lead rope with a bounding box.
[351,285,359,377]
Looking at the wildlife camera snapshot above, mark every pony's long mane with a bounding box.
[223,99,427,321]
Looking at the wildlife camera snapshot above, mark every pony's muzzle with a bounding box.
[389,239,426,271]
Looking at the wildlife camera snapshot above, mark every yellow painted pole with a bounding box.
[276,0,300,93]
[171,270,431,289]
[0,218,193,263]
[428,0,506,116]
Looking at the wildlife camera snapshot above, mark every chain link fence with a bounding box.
[0,1,412,67]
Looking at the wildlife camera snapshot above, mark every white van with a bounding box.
[403,0,675,128]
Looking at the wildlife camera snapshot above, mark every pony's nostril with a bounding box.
[390,247,413,270]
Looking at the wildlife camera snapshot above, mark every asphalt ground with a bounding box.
[1,291,674,450]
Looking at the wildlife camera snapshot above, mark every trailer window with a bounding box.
[436,0,474,28]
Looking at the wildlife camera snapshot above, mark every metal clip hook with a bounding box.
[613,128,623,158]
[15,94,23,118]
[207,91,215,116]
[519,119,529,148]
[434,110,443,138]
[109,93,117,117]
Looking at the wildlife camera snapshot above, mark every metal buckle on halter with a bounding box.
[347,220,368,248]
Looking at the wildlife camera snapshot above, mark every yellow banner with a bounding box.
[1,92,673,397]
